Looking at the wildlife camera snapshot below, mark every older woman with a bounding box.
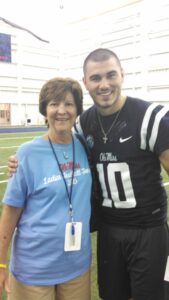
[0,77,92,300]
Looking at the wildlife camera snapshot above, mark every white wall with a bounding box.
[62,0,169,107]
[0,22,60,125]
[0,0,169,125]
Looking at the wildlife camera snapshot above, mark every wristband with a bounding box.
[0,264,7,269]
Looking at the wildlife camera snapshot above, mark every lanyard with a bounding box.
[48,135,75,222]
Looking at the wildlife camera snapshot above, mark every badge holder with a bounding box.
[64,222,82,251]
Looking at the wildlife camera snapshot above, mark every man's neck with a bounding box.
[97,95,127,116]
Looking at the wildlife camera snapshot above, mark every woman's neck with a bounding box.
[43,131,72,144]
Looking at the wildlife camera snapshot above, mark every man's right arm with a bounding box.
[7,155,18,176]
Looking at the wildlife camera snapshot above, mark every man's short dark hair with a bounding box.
[83,48,122,73]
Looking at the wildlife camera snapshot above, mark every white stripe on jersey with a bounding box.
[149,106,169,151]
[140,103,169,151]
[140,103,159,150]
[73,115,84,137]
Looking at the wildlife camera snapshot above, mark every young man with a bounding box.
[74,48,169,300]
[7,48,169,300]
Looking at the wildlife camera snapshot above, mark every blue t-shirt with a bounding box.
[3,135,92,285]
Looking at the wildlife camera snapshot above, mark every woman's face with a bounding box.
[46,91,77,137]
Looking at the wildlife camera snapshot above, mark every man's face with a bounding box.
[83,57,124,114]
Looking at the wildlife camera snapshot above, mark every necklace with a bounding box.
[97,108,122,144]
[63,151,69,160]
[45,133,71,160]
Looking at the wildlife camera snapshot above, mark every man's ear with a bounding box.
[82,76,87,89]
[121,68,124,82]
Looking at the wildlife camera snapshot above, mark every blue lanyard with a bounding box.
[48,135,75,222]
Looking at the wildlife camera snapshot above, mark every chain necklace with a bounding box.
[97,108,122,144]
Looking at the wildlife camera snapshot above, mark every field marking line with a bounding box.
[0,146,19,149]
[0,136,35,140]
[0,180,8,183]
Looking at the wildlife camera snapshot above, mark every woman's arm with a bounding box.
[0,204,22,299]
[159,149,169,176]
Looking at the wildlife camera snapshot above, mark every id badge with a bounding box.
[164,256,169,281]
[64,222,82,251]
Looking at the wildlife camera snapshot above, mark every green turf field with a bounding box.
[0,131,169,300]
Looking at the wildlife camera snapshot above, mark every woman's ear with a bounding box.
[45,117,49,128]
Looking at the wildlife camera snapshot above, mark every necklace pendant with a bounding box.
[63,151,69,159]
[103,136,108,144]
[97,106,122,145]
